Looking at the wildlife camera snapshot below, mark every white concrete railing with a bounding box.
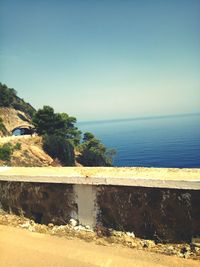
[0,167,200,190]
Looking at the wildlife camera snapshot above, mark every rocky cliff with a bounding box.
[0,107,32,135]
[0,107,59,167]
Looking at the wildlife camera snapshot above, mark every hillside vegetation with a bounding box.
[0,83,35,117]
[0,83,116,167]
[32,106,116,166]
[0,135,58,167]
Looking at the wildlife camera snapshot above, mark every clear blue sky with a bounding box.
[0,0,200,121]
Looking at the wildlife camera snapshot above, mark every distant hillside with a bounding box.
[0,83,35,137]
[0,84,67,167]
[0,82,115,167]
[0,83,52,166]
[0,85,78,167]
[0,83,35,117]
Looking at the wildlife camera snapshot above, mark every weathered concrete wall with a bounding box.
[97,186,200,242]
[0,167,200,243]
[0,182,77,225]
[0,181,200,242]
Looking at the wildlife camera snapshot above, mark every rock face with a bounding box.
[0,107,55,167]
[0,107,32,134]
[97,186,200,242]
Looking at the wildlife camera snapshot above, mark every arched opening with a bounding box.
[12,125,35,136]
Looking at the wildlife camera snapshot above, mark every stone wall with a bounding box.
[0,181,200,242]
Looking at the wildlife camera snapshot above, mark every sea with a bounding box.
[78,113,200,168]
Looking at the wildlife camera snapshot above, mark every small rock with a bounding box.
[69,218,78,227]
[57,225,67,230]
[141,240,155,249]
[180,246,190,254]
[48,223,54,228]
[20,221,30,229]
[183,252,191,259]
[126,232,135,238]
[191,237,200,250]
[95,225,111,237]
[28,225,36,232]
[30,220,35,226]
[165,245,176,255]
[168,245,174,251]
[74,225,93,232]
[35,224,48,233]
[177,252,184,258]
[130,241,137,248]
[194,247,200,252]
[141,241,148,248]
[74,225,86,231]
[111,230,123,237]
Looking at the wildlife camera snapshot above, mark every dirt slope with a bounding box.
[0,135,59,167]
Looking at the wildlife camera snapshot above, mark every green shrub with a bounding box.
[78,132,116,166]
[43,134,75,166]
[0,143,13,161]
[0,142,22,162]
[14,143,21,150]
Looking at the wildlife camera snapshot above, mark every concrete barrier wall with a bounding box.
[97,186,200,242]
[0,167,200,242]
[0,182,76,225]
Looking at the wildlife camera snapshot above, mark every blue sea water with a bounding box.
[78,114,200,168]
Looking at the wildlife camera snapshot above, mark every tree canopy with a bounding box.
[32,106,81,145]
[78,132,116,166]
[33,107,116,167]
[32,106,82,166]
[0,83,35,117]
[43,134,75,166]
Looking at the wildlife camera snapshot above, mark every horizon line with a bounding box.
[78,112,200,125]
